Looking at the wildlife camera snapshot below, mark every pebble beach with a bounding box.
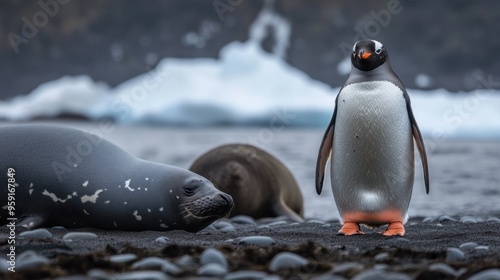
[1,215,500,279]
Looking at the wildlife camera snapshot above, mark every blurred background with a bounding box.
[0,0,499,220]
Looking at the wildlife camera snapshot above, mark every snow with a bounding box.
[0,5,499,139]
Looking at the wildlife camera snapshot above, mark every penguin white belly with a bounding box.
[331,81,414,225]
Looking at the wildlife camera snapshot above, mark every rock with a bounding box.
[460,216,478,224]
[155,236,170,244]
[16,250,50,271]
[54,275,93,280]
[475,246,489,250]
[98,270,169,280]
[429,263,458,277]
[468,269,500,280]
[445,248,466,262]
[266,220,288,227]
[352,269,411,280]
[438,215,457,222]
[231,215,256,225]
[459,242,478,250]
[311,272,348,280]
[200,248,228,269]
[213,221,233,230]
[62,232,98,241]
[175,255,196,267]
[132,257,170,269]
[269,252,308,272]
[197,263,227,277]
[307,219,325,224]
[374,252,390,262]
[322,223,333,228]
[19,228,53,239]
[486,217,500,223]
[221,224,236,232]
[109,253,137,263]
[423,216,438,223]
[224,270,270,280]
[332,262,364,274]
[238,236,276,246]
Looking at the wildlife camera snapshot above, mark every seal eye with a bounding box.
[183,185,198,196]
[375,48,382,55]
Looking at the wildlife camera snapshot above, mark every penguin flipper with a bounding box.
[405,94,430,194]
[315,114,336,195]
[411,122,430,194]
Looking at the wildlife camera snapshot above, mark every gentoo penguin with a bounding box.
[315,39,429,236]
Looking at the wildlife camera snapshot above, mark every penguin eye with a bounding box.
[375,48,382,54]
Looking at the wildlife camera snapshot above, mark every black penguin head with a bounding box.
[351,39,388,71]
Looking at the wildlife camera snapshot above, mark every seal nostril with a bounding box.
[219,194,233,206]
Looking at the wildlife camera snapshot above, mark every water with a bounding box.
[49,121,500,221]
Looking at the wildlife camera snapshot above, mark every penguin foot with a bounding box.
[338,222,365,235]
[380,222,405,236]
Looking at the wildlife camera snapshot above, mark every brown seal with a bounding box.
[190,144,304,222]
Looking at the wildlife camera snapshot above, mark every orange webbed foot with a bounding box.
[380,222,405,236]
[338,222,365,235]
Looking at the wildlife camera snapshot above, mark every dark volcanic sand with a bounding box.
[1,216,500,279]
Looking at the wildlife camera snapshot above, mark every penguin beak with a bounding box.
[358,50,372,60]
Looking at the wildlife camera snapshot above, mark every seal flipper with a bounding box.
[272,197,304,222]
[15,215,46,230]
[315,96,339,195]
[404,92,430,194]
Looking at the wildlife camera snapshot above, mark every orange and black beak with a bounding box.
[357,50,372,60]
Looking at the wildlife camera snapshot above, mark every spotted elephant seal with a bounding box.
[0,125,233,232]
[189,144,304,222]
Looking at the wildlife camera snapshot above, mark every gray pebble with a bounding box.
[0,258,10,272]
[423,216,438,223]
[54,275,93,280]
[213,221,233,230]
[198,263,227,277]
[460,216,478,224]
[468,269,500,280]
[221,224,236,232]
[63,232,98,241]
[307,219,325,224]
[16,250,50,271]
[475,245,489,250]
[19,228,53,239]
[155,236,170,244]
[200,248,228,269]
[429,263,458,277]
[269,252,308,272]
[258,225,270,229]
[332,262,364,274]
[311,272,348,280]
[109,271,169,280]
[438,215,457,222]
[374,252,390,262]
[131,258,182,276]
[446,247,466,262]
[176,254,196,267]
[109,253,137,263]
[51,226,66,230]
[238,236,276,246]
[322,223,333,228]
[486,217,500,223]
[231,215,256,225]
[459,242,478,250]
[352,269,411,280]
[266,220,288,227]
[224,270,269,280]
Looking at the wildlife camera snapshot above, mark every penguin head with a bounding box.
[351,39,388,71]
